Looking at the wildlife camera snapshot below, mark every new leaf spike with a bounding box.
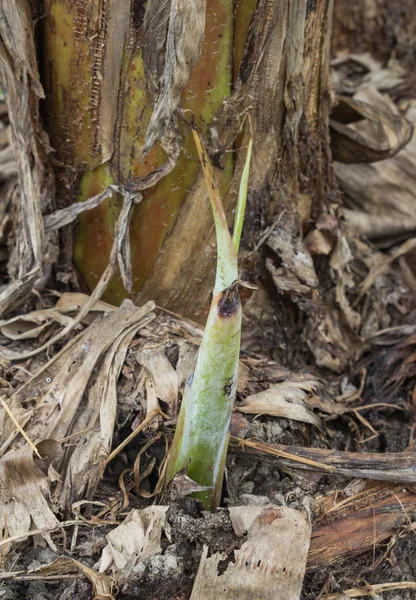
[165,131,252,510]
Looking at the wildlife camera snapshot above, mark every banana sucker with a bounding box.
[166,128,252,510]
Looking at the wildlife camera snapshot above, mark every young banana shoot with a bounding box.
[165,130,252,510]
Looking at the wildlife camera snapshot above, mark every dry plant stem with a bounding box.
[309,484,416,570]
[165,130,251,510]
[0,520,86,549]
[231,437,416,483]
[231,438,334,472]
[43,186,116,232]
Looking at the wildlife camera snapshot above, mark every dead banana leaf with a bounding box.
[0,300,155,518]
[0,292,115,360]
[236,382,324,427]
[0,308,73,341]
[96,506,169,579]
[331,53,406,97]
[0,0,54,317]
[330,85,413,163]
[143,0,207,152]
[59,317,147,510]
[191,506,311,600]
[0,440,61,553]
[136,342,180,416]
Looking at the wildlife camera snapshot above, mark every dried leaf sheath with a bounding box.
[166,131,251,510]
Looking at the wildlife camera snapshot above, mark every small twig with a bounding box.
[0,573,82,582]
[0,397,42,458]
[0,520,88,549]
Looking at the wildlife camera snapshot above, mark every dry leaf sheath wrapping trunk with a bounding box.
[40,0,335,311]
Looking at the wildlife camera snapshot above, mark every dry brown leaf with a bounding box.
[0,300,155,518]
[338,102,416,245]
[96,506,169,579]
[0,442,60,552]
[330,85,413,163]
[191,506,311,600]
[59,318,147,510]
[236,384,321,427]
[267,217,319,289]
[137,342,180,416]
[0,308,73,341]
[331,53,407,97]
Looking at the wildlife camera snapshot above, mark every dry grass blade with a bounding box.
[0,519,85,550]
[323,581,416,598]
[0,557,114,599]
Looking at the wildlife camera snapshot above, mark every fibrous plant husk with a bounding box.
[0,297,155,550]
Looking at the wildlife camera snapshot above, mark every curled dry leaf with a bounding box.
[266,217,319,289]
[330,85,413,163]
[236,382,324,427]
[331,53,406,97]
[137,342,179,416]
[337,102,416,245]
[0,292,115,360]
[96,506,169,579]
[191,506,311,600]
[0,308,73,341]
